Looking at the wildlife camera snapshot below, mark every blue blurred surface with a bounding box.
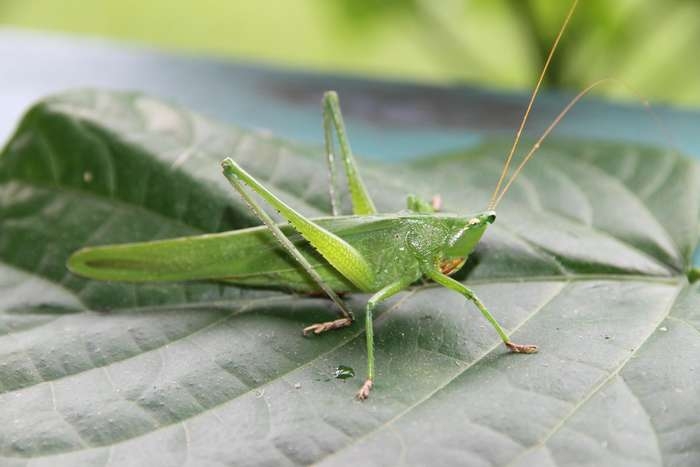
[2,28,698,266]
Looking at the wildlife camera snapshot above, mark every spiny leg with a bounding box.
[357,280,410,400]
[323,97,341,216]
[222,158,374,290]
[303,317,353,336]
[425,269,538,353]
[222,160,351,330]
[222,158,376,334]
[322,91,377,216]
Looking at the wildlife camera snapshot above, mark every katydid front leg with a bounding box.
[424,269,538,354]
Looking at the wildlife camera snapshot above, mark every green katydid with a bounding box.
[67,1,614,400]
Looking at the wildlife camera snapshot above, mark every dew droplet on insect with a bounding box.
[659,326,668,332]
[333,365,355,379]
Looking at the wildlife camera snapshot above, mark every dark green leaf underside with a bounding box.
[0,90,698,466]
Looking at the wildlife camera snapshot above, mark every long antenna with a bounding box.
[487,0,579,211]
[490,77,679,208]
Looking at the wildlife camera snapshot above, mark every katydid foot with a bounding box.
[356,378,373,400]
[505,341,538,353]
[303,317,353,336]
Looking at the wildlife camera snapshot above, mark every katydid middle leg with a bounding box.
[357,279,411,400]
[424,269,538,353]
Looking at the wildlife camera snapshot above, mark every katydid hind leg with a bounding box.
[357,279,410,400]
[322,91,377,216]
[323,98,341,217]
[222,158,375,293]
[425,269,538,353]
[303,317,353,336]
[220,157,356,328]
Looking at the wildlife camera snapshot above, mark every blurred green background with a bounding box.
[2,0,699,107]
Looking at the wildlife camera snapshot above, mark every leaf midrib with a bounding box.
[0,274,688,460]
[0,272,682,395]
[481,154,684,272]
[311,278,687,467]
[415,149,687,271]
[0,289,419,459]
[499,281,685,467]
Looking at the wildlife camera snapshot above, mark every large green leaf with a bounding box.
[0,90,699,466]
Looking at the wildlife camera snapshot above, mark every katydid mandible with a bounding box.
[68,2,596,400]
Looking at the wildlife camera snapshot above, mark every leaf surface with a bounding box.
[0,91,698,467]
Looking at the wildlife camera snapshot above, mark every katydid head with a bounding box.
[443,210,496,258]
